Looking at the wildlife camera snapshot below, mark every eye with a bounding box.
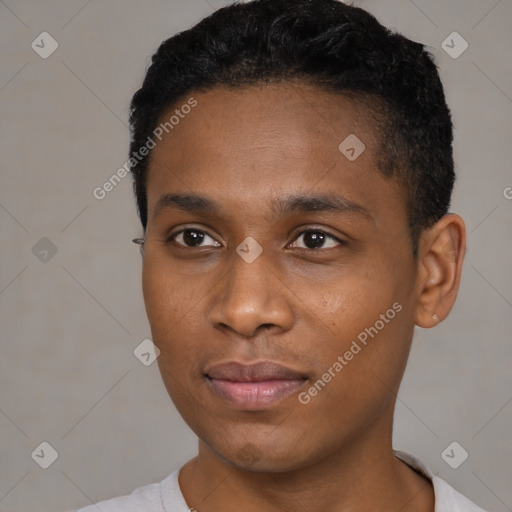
[167,228,221,248]
[288,229,344,250]
[166,227,344,250]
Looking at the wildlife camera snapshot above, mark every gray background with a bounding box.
[1,1,511,511]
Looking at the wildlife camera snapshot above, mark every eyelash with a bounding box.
[165,227,346,250]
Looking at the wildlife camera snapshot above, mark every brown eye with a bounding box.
[289,230,343,250]
[168,229,221,248]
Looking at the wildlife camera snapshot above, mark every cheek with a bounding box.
[304,267,393,337]
[142,260,193,363]
[142,256,201,330]
[301,269,411,390]
[142,265,175,332]
[142,258,208,371]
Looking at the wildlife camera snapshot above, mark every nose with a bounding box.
[208,250,294,338]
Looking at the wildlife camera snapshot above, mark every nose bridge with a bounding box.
[228,248,270,297]
[209,247,293,337]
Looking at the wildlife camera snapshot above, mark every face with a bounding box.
[142,83,420,472]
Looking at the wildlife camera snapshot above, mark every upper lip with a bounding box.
[206,361,307,382]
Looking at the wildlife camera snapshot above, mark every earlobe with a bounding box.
[414,214,466,328]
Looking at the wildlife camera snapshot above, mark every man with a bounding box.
[74,0,485,510]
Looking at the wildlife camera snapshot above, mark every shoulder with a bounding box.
[431,475,488,512]
[70,479,164,512]
[68,468,190,512]
[394,450,488,512]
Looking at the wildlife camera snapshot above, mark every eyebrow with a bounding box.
[152,192,372,220]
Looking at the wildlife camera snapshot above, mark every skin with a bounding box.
[141,83,466,512]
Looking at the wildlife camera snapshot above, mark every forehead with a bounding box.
[145,83,405,226]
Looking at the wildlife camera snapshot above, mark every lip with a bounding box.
[205,361,308,410]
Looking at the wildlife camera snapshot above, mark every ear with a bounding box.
[414,214,466,328]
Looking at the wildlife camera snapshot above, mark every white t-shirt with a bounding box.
[70,450,487,512]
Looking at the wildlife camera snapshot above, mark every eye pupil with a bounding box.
[183,230,204,246]
[304,231,325,249]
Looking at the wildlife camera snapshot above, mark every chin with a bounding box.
[205,435,316,474]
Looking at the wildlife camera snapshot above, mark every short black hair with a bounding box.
[129,0,454,255]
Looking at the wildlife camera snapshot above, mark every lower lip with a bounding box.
[207,378,306,410]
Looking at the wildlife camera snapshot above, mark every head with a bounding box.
[129,0,465,472]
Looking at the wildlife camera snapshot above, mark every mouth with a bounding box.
[205,361,308,410]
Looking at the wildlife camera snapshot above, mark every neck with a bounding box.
[178,418,434,512]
